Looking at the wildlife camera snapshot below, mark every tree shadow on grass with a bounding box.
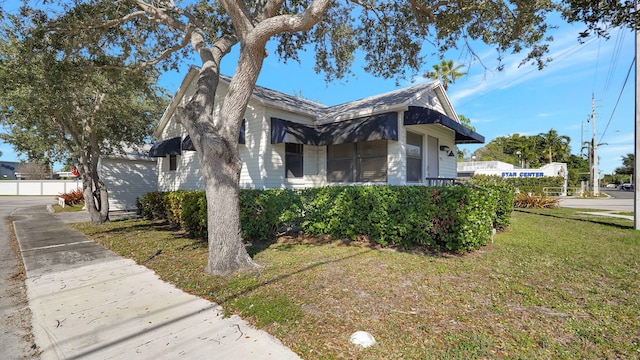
[515,209,634,230]
[213,248,371,305]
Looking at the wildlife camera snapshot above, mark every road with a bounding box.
[0,196,57,359]
[601,188,635,199]
[559,188,634,212]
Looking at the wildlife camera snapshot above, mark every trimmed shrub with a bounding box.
[239,189,303,241]
[138,184,511,253]
[467,176,515,230]
[137,191,169,220]
[301,185,496,252]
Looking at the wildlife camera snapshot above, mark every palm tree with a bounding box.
[425,60,467,90]
[538,129,571,164]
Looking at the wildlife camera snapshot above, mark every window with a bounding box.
[169,154,177,171]
[285,143,303,178]
[327,140,387,182]
[406,132,423,182]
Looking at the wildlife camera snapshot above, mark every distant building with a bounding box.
[457,160,568,195]
[0,161,19,180]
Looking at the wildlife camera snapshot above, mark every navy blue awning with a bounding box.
[149,137,182,157]
[271,118,320,145]
[271,112,399,146]
[317,112,398,145]
[404,106,485,144]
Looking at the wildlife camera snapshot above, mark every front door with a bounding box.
[427,136,439,178]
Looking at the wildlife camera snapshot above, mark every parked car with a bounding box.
[620,183,634,191]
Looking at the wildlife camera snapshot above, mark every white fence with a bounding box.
[0,180,81,196]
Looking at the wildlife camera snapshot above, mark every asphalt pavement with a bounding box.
[5,198,300,360]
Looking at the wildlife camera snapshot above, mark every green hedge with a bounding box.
[471,175,564,195]
[138,184,514,253]
[467,176,516,230]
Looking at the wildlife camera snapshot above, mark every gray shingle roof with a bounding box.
[220,75,442,123]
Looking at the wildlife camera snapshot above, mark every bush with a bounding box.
[239,189,303,241]
[467,176,515,230]
[57,189,84,206]
[137,191,169,220]
[138,185,512,253]
[301,185,496,252]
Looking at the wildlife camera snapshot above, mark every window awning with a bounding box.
[182,121,246,151]
[318,112,398,145]
[404,106,485,144]
[149,137,182,157]
[271,112,399,146]
[271,118,320,145]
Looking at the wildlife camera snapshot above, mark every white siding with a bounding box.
[387,113,404,185]
[155,75,462,189]
[100,158,158,210]
[400,123,457,181]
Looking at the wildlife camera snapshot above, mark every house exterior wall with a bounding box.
[155,76,469,191]
[99,158,157,210]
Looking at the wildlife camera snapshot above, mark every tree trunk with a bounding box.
[201,148,258,275]
[80,151,109,225]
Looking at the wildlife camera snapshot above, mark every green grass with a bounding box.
[52,204,85,212]
[71,208,640,359]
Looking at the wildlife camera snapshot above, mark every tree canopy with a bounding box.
[0,10,168,223]
[471,130,572,168]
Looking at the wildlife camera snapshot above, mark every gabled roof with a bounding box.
[154,66,465,138]
[320,81,442,123]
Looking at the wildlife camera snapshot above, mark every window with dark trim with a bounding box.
[327,140,387,182]
[285,143,303,178]
[406,132,423,182]
[169,154,177,171]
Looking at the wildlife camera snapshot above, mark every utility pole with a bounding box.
[635,0,640,230]
[592,95,599,196]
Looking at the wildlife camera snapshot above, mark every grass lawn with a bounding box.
[71,208,640,359]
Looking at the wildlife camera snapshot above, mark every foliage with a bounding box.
[538,129,571,164]
[614,153,633,175]
[467,176,516,230]
[567,154,589,187]
[457,114,476,132]
[140,185,513,253]
[513,193,559,208]
[239,189,304,241]
[57,189,85,206]
[472,130,572,168]
[424,60,467,90]
[0,11,168,224]
[16,162,50,180]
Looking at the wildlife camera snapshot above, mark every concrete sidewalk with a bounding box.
[12,205,300,360]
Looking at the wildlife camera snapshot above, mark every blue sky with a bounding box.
[1,14,635,175]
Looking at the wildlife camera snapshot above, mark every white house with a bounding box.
[150,66,484,190]
[99,146,158,210]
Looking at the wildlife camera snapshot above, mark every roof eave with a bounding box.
[153,66,200,139]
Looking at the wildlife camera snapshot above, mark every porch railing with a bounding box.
[424,177,459,187]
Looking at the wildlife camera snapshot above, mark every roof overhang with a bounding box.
[404,106,485,144]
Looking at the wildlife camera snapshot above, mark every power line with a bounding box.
[599,56,635,144]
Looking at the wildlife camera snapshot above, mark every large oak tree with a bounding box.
[0,10,168,224]
[7,0,638,275]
